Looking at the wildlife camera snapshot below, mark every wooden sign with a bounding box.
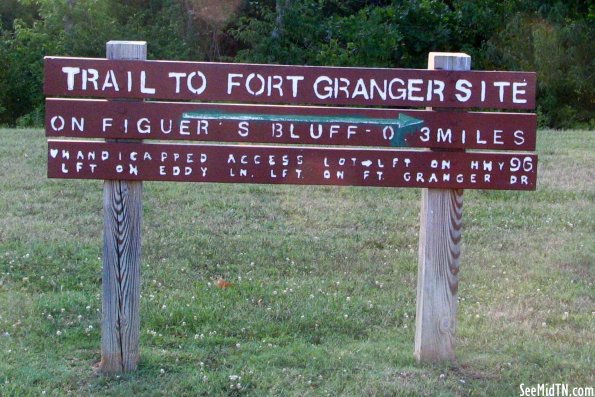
[45,99,537,151]
[43,43,540,373]
[44,57,536,109]
[48,140,537,190]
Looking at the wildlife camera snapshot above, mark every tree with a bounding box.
[231,1,461,67]
[0,0,592,127]
[228,0,594,128]
[482,1,594,127]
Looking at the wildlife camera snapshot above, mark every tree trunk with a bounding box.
[272,0,292,38]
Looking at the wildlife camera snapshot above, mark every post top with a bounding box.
[428,52,471,71]
[106,41,147,61]
[428,52,471,58]
[107,40,147,46]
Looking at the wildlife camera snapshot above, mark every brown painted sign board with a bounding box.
[48,140,537,190]
[44,57,536,109]
[45,99,537,151]
[43,45,540,372]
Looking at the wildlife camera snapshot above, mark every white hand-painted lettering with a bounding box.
[61,67,80,90]
[101,70,119,91]
[140,71,156,94]
[82,69,99,91]
[455,79,472,102]
[513,130,525,145]
[493,81,511,102]
[427,80,445,101]
[51,116,65,132]
[169,72,186,93]
[102,118,113,133]
[238,121,250,137]
[187,71,207,95]
[512,82,527,104]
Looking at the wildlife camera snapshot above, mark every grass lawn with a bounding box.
[0,128,593,396]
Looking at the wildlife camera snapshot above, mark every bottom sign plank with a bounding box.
[48,140,537,190]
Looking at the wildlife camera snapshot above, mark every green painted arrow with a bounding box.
[182,110,424,147]
[390,113,425,147]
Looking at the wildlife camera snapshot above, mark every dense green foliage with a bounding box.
[0,0,592,127]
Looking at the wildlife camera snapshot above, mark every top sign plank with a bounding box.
[44,57,536,109]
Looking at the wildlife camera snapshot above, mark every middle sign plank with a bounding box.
[46,99,536,151]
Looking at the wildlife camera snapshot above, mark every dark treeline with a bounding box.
[0,0,592,128]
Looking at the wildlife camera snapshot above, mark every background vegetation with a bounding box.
[0,0,593,128]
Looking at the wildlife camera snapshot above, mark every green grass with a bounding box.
[0,128,593,396]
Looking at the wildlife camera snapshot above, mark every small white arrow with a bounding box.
[361,160,373,167]
[50,149,58,159]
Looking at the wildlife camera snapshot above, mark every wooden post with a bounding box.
[99,41,145,375]
[414,52,470,363]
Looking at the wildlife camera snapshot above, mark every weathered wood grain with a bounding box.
[415,188,463,362]
[414,53,469,363]
[100,41,144,375]
[101,179,142,374]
